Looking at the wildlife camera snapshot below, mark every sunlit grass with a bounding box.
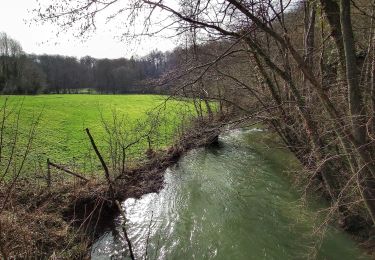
[0,94,197,174]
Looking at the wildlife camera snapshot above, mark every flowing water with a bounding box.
[92,129,367,259]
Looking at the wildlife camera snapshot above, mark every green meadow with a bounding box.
[0,94,196,174]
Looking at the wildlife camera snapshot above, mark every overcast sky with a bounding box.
[0,0,177,59]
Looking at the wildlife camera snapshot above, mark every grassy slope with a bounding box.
[0,94,194,173]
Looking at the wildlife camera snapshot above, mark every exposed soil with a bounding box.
[0,118,221,259]
[2,118,374,258]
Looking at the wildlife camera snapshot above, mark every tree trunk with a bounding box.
[320,0,346,75]
[304,0,316,67]
[340,0,375,223]
[340,0,366,145]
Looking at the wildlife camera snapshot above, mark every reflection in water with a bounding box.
[92,129,367,259]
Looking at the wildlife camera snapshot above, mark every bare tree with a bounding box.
[35,0,375,247]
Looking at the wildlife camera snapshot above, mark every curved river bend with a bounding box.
[92,129,367,259]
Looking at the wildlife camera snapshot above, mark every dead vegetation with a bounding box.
[0,97,222,259]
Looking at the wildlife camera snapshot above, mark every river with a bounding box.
[91,128,367,259]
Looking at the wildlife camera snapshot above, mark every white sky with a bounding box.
[0,0,178,59]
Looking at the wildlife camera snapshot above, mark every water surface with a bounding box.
[92,129,366,259]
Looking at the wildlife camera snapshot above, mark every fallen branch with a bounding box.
[115,200,135,260]
[48,161,89,182]
[85,128,115,199]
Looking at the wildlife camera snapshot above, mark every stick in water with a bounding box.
[115,200,135,260]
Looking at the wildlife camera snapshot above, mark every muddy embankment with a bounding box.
[0,117,222,259]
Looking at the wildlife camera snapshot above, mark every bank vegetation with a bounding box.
[2,0,375,257]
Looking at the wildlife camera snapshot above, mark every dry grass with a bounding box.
[0,117,221,259]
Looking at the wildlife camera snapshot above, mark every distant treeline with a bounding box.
[0,32,178,94]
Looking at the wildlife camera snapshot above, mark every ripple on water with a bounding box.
[91,129,368,260]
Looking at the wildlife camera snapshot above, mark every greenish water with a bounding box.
[92,129,367,259]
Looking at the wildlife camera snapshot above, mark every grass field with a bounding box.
[0,94,196,174]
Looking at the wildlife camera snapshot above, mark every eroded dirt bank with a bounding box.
[0,118,221,259]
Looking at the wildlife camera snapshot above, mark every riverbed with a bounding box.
[91,128,367,259]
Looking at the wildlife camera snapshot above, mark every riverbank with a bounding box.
[92,128,369,259]
[255,125,375,258]
[259,127,375,258]
[2,118,374,258]
[0,117,221,258]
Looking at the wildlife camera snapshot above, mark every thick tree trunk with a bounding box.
[320,0,346,75]
[340,0,366,145]
[340,0,375,223]
[248,40,340,200]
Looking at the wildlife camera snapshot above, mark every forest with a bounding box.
[0,32,176,94]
